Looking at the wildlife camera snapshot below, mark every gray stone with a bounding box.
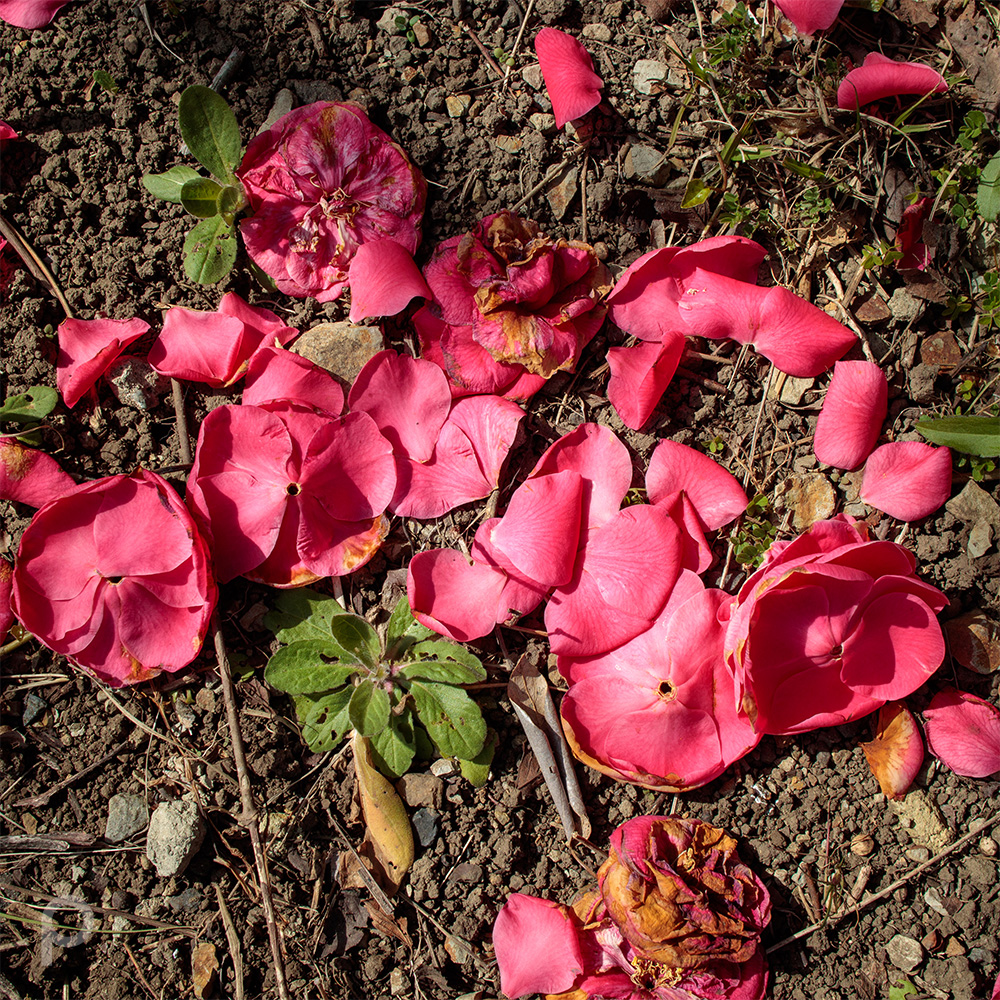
[106,356,168,412]
[396,772,444,809]
[546,164,578,220]
[146,800,206,878]
[633,58,670,95]
[291,322,383,385]
[623,144,671,186]
[376,5,407,32]
[258,88,295,135]
[582,23,611,41]
[104,794,148,843]
[888,287,923,323]
[411,808,439,847]
[521,64,544,91]
[529,112,556,133]
[885,933,924,972]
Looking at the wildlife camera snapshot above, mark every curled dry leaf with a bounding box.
[861,701,924,799]
[944,611,1000,675]
[191,941,219,1000]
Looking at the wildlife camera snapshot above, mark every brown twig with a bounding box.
[462,22,504,79]
[0,214,74,319]
[214,884,245,1000]
[13,738,134,808]
[123,943,159,1000]
[170,379,192,465]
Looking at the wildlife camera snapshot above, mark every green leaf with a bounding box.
[263,641,358,694]
[348,680,391,737]
[915,415,1000,457]
[183,215,238,284]
[217,182,247,223]
[265,588,350,646]
[783,157,828,181]
[295,688,353,752]
[409,681,486,760]
[142,165,202,204]
[399,660,485,685]
[681,178,713,209]
[976,149,1000,222]
[888,979,917,1000]
[385,595,434,659]
[0,386,58,423]
[407,640,485,681]
[370,717,416,778]
[329,614,381,670]
[458,729,496,787]
[180,176,224,218]
[93,69,119,93]
[178,84,242,183]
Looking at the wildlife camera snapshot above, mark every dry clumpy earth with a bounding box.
[1,1,999,999]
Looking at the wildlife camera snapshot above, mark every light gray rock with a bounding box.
[105,793,148,843]
[623,144,671,186]
[886,933,924,972]
[146,800,206,878]
[633,58,670,95]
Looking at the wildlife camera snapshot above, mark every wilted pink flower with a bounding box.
[187,403,395,587]
[895,197,933,270]
[813,360,887,470]
[774,0,844,34]
[237,101,426,302]
[534,27,604,129]
[724,515,948,735]
[148,293,298,387]
[11,470,215,686]
[0,0,72,28]
[242,346,345,415]
[347,238,430,323]
[837,53,948,110]
[923,688,1000,778]
[861,701,924,799]
[57,316,150,408]
[1,437,75,507]
[415,210,609,399]
[606,331,685,431]
[860,441,952,521]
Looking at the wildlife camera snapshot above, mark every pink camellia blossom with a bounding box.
[148,293,298,387]
[860,701,924,799]
[837,53,949,110]
[186,403,395,587]
[237,101,426,303]
[533,27,604,129]
[923,688,1000,778]
[57,316,150,408]
[860,441,952,521]
[560,580,761,791]
[0,122,17,141]
[11,470,215,686]
[774,0,845,34]
[895,197,933,270]
[347,238,431,323]
[813,360,887,470]
[414,210,610,399]
[0,0,72,28]
[606,331,685,431]
[1,437,75,508]
[724,515,948,735]
[242,345,345,415]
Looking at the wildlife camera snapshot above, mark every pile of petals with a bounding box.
[837,54,948,110]
[11,470,216,686]
[493,815,771,1000]
[237,101,426,302]
[414,210,610,400]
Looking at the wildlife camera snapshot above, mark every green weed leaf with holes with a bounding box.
[141,85,247,284]
[915,415,1000,458]
[264,591,491,782]
[0,386,58,426]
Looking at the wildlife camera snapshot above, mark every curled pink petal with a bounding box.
[924,688,1000,778]
[860,701,924,799]
[606,331,684,431]
[837,53,948,110]
[1,437,75,508]
[242,346,345,414]
[0,122,17,141]
[0,0,71,28]
[860,441,952,521]
[533,28,604,129]
[896,197,933,270]
[57,317,150,408]
[813,360,888,470]
[774,0,845,34]
[348,239,430,323]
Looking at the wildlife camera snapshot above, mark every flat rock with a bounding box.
[890,789,952,852]
[445,93,471,118]
[396,772,444,809]
[104,793,148,843]
[774,473,837,530]
[521,64,544,90]
[633,58,670,95]
[582,23,611,41]
[146,800,206,878]
[291,322,383,386]
[885,933,924,972]
[623,143,671,186]
[546,163,578,220]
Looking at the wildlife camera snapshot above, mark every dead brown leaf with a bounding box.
[191,941,218,999]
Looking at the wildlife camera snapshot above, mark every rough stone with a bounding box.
[623,144,671,186]
[529,112,556,133]
[582,23,611,41]
[445,93,471,118]
[885,933,924,972]
[411,807,439,847]
[633,58,670,95]
[104,793,149,843]
[521,64,544,90]
[396,772,444,809]
[291,321,383,385]
[146,800,206,878]
[890,790,952,852]
[545,164,578,220]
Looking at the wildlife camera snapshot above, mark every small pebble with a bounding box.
[850,834,875,857]
[411,808,439,848]
[979,836,998,857]
[886,933,924,972]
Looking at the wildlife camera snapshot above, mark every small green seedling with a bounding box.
[264,591,493,783]
[860,239,904,270]
[732,493,778,567]
[394,13,420,44]
[142,85,246,284]
[702,434,726,455]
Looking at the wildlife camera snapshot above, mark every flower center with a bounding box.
[630,956,683,991]
[830,644,844,658]
[105,576,123,585]
[286,483,301,496]
[657,679,675,701]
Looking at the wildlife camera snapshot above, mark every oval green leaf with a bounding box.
[178,84,242,183]
[408,639,485,681]
[977,149,1000,222]
[296,688,354,752]
[399,660,484,685]
[329,614,381,670]
[916,415,1000,457]
[183,215,238,284]
[409,681,486,760]
[370,717,416,778]
[681,178,713,209]
[348,680,391,737]
[0,385,59,423]
[142,165,201,204]
[180,176,224,218]
[217,182,247,223]
[265,588,350,646]
[264,641,358,694]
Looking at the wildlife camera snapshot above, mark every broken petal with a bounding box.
[606,331,685,431]
[860,701,924,799]
[348,239,431,323]
[57,317,150,409]
[0,437,76,508]
[774,0,845,34]
[923,688,1000,778]
[837,53,948,110]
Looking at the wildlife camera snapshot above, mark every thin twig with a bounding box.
[512,150,585,211]
[13,738,134,808]
[463,22,504,78]
[214,884,245,1000]
[0,215,74,319]
[170,380,192,465]
[502,0,537,87]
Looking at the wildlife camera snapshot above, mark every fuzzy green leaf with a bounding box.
[217,182,247,223]
[409,681,486,760]
[399,660,485,685]
[263,642,359,694]
[180,176,224,218]
[0,386,59,423]
[915,415,1000,457]
[385,595,435,659]
[295,688,354,752]
[265,588,350,646]
[142,165,202,204]
[458,729,497,787]
[977,149,1000,222]
[348,680,391,737]
[178,84,241,183]
[329,614,381,670]
[183,215,238,284]
[407,639,485,681]
[370,717,416,778]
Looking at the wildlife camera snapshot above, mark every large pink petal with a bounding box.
[493,894,584,999]
[407,549,507,641]
[148,307,246,387]
[294,508,391,581]
[0,0,72,28]
[242,346,344,415]
[347,239,431,322]
[0,437,75,508]
[813,361,887,470]
[606,332,684,431]
[924,689,1000,778]
[0,560,12,643]
[774,0,844,34]
[57,317,150,408]
[533,28,603,129]
[860,442,952,521]
[646,440,748,530]
[837,53,948,109]
[471,518,550,621]
[116,585,210,670]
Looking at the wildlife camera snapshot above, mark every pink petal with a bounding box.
[406,549,507,641]
[837,53,948,110]
[860,442,952,521]
[242,346,345,415]
[148,306,247,387]
[348,239,430,322]
[923,689,1000,778]
[57,317,150,408]
[895,197,933,270]
[774,0,845,34]
[606,332,684,430]
[813,361,888,470]
[0,437,76,508]
[0,559,13,643]
[662,493,716,574]
[0,0,71,28]
[646,440,748,530]
[0,122,18,141]
[218,292,299,353]
[493,894,584,999]
[471,518,549,622]
[861,701,924,799]
[533,28,604,129]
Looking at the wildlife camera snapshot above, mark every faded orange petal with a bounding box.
[861,700,924,799]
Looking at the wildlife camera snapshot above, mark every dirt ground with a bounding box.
[1,1,998,999]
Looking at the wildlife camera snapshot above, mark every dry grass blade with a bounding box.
[214,884,244,1000]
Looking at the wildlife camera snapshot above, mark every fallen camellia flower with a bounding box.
[347,238,431,323]
[923,688,1000,778]
[860,441,952,521]
[813,360,887,470]
[534,27,604,129]
[237,101,426,302]
[414,210,610,398]
[0,0,72,28]
[895,197,933,270]
[148,293,299,387]
[724,515,948,735]
[1,436,75,508]
[57,316,150,408]
[774,0,844,34]
[11,470,216,686]
[837,53,949,110]
[861,701,924,799]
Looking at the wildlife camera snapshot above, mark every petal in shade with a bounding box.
[0,122,17,141]
[813,360,888,470]
[860,701,924,799]
[774,0,845,34]
[0,0,71,28]
[533,28,604,129]
[837,53,948,110]
[860,442,952,521]
[242,346,345,415]
[0,437,75,508]
[0,559,13,643]
[896,197,933,270]
[492,893,584,999]
[605,331,684,431]
[57,317,150,408]
[347,239,431,323]
[923,689,1000,778]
